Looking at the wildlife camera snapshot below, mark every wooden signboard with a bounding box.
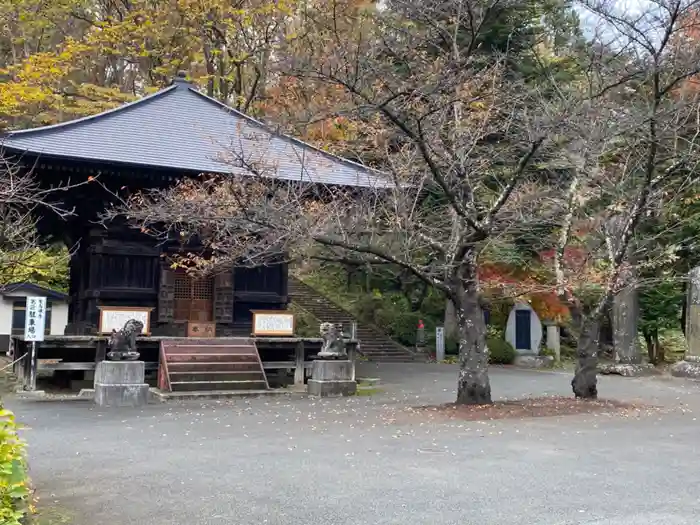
[187,322,216,338]
[252,311,295,336]
[98,306,152,335]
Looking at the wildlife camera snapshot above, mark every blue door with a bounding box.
[514,309,531,350]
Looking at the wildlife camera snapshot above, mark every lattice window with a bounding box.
[172,272,214,322]
[174,274,191,300]
[191,278,213,301]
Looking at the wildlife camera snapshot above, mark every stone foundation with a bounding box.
[599,363,658,377]
[307,360,356,397]
[513,354,554,369]
[94,361,150,407]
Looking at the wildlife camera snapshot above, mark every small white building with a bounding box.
[0,283,68,353]
[505,302,543,355]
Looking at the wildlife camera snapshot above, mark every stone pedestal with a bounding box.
[544,322,560,362]
[672,267,700,378]
[94,361,149,407]
[612,278,642,364]
[307,360,356,397]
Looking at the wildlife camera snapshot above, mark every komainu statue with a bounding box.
[107,319,143,361]
[318,322,347,359]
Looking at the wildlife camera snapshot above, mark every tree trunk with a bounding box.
[644,328,663,365]
[643,330,654,363]
[454,276,491,405]
[655,331,664,364]
[680,280,687,336]
[572,317,600,399]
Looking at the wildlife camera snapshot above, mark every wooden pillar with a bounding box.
[294,340,305,386]
[24,342,38,391]
[214,270,234,327]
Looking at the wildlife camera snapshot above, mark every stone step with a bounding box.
[367,356,416,363]
[364,352,413,358]
[151,388,299,401]
[362,352,409,356]
[289,276,417,362]
[363,347,409,352]
[170,380,268,392]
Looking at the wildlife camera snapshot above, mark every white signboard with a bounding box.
[435,326,445,362]
[253,311,295,336]
[98,307,151,334]
[24,297,47,342]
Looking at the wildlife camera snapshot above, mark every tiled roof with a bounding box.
[1,282,68,301]
[1,75,386,188]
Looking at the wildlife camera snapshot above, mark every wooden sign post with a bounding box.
[24,297,47,391]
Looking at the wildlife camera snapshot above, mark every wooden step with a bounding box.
[164,345,256,354]
[169,371,266,382]
[170,380,268,392]
[167,361,263,372]
[166,353,259,363]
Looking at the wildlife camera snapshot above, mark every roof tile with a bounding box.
[2,79,387,188]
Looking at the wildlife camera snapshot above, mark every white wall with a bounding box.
[2,291,68,336]
[0,298,12,337]
[505,303,543,355]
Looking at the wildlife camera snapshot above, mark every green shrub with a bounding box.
[486,324,504,340]
[354,293,386,325]
[539,346,555,358]
[287,303,319,338]
[387,312,423,347]
[487,338,516,365]
[560,344,577,359]
[445,336,460,355]
[0,407,31,525]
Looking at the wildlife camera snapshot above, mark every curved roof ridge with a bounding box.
[7,85,178,136]
[1,78,388,188]
[185,87,384,179]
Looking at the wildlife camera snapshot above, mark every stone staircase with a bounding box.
[289,277,420,362]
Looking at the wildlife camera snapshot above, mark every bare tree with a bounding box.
[542,0,700,398]
[0,154,82,287]
[108,0,564,405]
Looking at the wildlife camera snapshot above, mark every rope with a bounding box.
[0,353,26,372]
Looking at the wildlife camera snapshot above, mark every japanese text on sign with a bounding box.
[252,312,295,336]
[435,326,445,362]
[24,297,47,342]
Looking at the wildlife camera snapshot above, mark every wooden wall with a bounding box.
[65,228,288,336]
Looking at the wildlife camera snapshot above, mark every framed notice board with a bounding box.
[252,311,295,336]
[98,306,152,334]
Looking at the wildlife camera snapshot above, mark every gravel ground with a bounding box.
[7,364,700,525]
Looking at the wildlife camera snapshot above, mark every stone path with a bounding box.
[8,364,700,525]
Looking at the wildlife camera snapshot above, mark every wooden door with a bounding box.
[515,309,531,350]
[173,272,214,323]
